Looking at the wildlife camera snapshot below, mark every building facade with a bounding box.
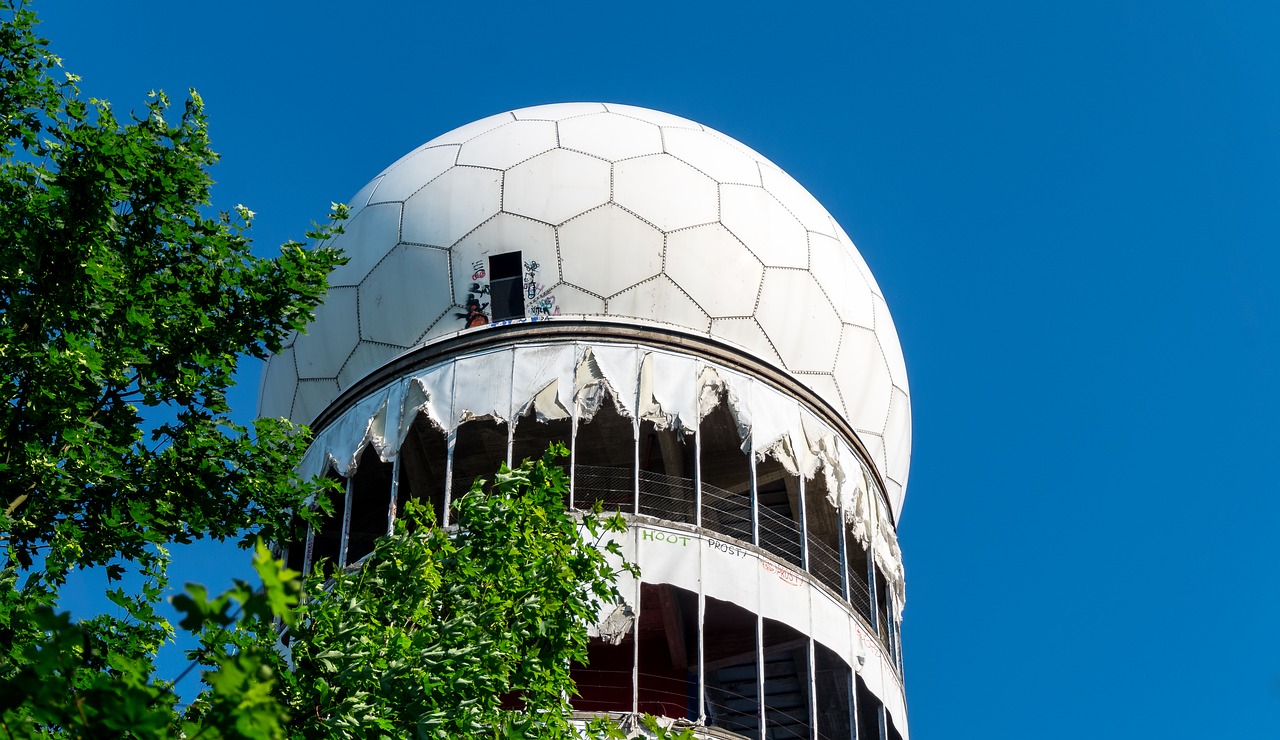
[259,103,912,739]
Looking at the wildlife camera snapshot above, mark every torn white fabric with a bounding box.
[638,351,698,433]
[511,344,576,422]
[296,340,907,611]
[452,349,513,427]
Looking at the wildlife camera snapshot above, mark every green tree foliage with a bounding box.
[0,4,693,738]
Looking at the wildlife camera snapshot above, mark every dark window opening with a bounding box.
[346,446,393,566]
[398,413,449,526]
[489,251,525,321]
[638,584,698,720]
[805,471,845,595]
[638,420,695,523]
[311,469,346,579]
[451,418,510,504]
[698,390,752,543]
[573,389,635,513]
[756,456,803,567]
[703,596,761,739]
[855,676,882,740]
[762,619,812,739]
[814,643,854,740]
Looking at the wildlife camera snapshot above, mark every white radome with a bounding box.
[258,103,913,512]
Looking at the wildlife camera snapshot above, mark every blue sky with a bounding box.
[39,1,1280,736]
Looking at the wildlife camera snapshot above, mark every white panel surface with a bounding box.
[558,113,662,161]
[420,111,513,147]
[709,318,784,368]
[451,214,558,306]
[719,184,808,269]
[369,145,458,203]
[755,269,842,373]
[452,349,514,426]
[358,245,452,346]
[613,155,718,231]
[560,205,663,297]
[327,203,403,288]
[511,102,607,120]
[293,287,359,379]
[808,233,874,329]
[457,120,557,170]
[662,127,761,185]
[587,344,641,418]
[401,167,502,247]
[760,166,837,237]
[258,346,296,421]
[608,276,710,333]
[834,326,893,436]
[548,282,606,314]
[338,341,405,389]
[503,148,611,226]
[292,378,341,427]
[664,225,763,318]
[606,103,702,130]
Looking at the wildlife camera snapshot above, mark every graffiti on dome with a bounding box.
[523,260,560,317]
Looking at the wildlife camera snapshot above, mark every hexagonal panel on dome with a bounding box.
[420,111,514,148]
[608,276,709,333]
[755,269,842,373]
[884,386,912,485]
[710,317,784,368]
[547,282,606,314]
[343,175,382,220]
[327,203,402,287]
[605,103,702,130]
[808,233,874,329]
[258,347,297,421]
[368,145,458,203]
[450,214,558,307]
[559,113,662,162]
[401,167,502,247]
[457,120,557,170]
[503,148,611,226]
[720,184,808,269]
[613,155,718,232]
[511,102,607,121]
[872,294,909,392]
[793,371,846,421]
[760,166,837,237]
[560,205,663,297]
[292,378,341,428]
[663,127,762,186]
[358,244,452,346]
[664,224,762,318]
[338,341,407,389]
[834,325,893,437]
[293,286,359,380]
[833,221,884,299]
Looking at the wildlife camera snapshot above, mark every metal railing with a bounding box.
[572,464,887,657]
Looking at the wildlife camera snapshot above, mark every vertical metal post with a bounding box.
[849,670,859,740]
[569,363,579,511]
[807,637,818,740]
[837,497,850,601]
[338,475,353,567]
[386,457,400,536]
[693,365,703,529]
[697,542,706,723]
[749,435,759,547]
[632,579,641,716]
[633,416,640,516]
[877,704,889,740]
[797,474,809,571]
[867,495,879,636]
[756,613,766,738]
[301,524,314,577]
[442,428,456,528]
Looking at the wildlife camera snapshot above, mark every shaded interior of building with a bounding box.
[289,386,904,739]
